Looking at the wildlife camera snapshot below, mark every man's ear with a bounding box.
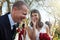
[13,7,18,11]
[12,7,18,14]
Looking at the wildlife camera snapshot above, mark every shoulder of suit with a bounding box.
[0,12,10,23]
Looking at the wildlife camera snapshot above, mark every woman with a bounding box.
[45,21,53,40]
[27,9,50,40]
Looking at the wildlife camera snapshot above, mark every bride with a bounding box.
[26,9,50,40]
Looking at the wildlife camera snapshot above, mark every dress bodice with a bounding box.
[29,24,48,40]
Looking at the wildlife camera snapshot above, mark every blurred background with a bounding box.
[0,0,60,40]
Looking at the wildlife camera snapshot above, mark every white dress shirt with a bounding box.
[8,14,15,30]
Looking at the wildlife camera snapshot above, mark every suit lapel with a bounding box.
[3,12,12,40]
[4,12,11,31]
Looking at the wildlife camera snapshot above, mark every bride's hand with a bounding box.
[31,20,37,29]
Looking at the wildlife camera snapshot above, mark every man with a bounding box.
[0,1,29,40]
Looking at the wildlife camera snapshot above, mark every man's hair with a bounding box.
[12,1,28,9]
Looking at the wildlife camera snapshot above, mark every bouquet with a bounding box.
[39,33,50,40]
[15,18,29,40]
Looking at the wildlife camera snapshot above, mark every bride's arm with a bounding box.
[26,26,32,39]
[32,26,36,40]
[26,25,36,40]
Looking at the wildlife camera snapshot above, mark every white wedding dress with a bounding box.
[28,24,48,40]
[35,24,48,40]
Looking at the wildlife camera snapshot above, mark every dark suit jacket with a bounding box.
[0,12,16,40]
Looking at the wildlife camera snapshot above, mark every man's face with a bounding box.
[13,5,29,23]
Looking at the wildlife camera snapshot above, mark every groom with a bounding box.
[0,1,29,40]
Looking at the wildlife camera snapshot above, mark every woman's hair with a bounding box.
[30,9,43,28]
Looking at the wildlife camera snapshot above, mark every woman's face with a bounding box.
[31,13,39,22]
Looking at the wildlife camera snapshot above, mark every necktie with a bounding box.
[11,25,16,39]
[12,23,19,39]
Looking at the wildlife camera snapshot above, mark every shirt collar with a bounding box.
[8,14,15,27]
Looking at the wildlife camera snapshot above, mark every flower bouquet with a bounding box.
[15,18,29,40]
[39,33,50,40]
